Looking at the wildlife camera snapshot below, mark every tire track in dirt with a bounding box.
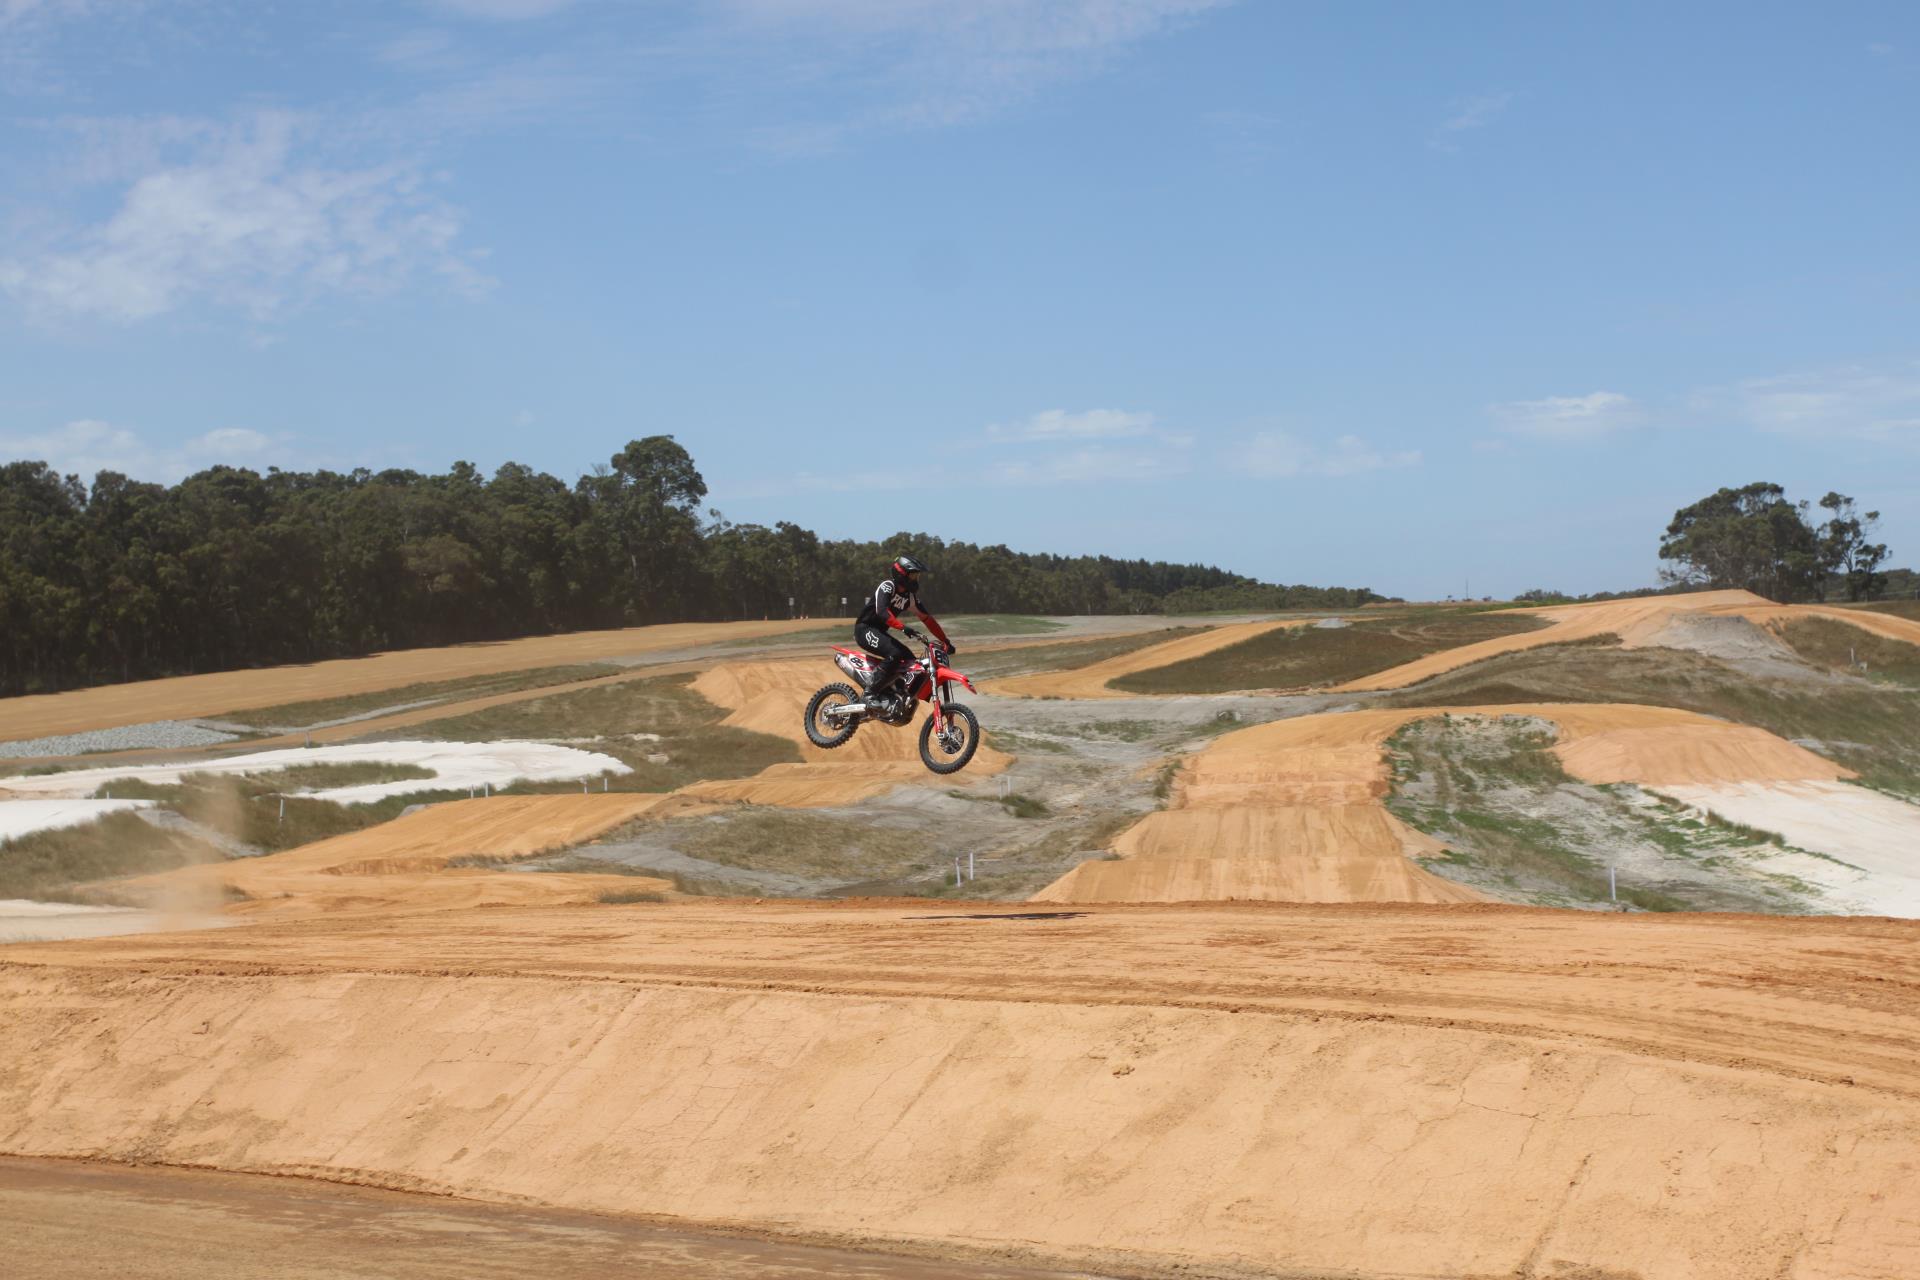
[6,901,1920,1279]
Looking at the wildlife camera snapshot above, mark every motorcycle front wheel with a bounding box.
[804,682,861,749]
[918,702,980,774]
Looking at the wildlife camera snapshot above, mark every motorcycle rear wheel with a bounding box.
[804,682,861,749]
[918,702,980,775]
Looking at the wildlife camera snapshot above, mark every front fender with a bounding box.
[936,666,977,694]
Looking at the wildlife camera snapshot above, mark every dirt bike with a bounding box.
[802,633,983,774]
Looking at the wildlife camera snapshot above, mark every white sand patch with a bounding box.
[1658,780,1920,918]
[0,799,154,842]
[0,742,629,807]
[0,898,235,944]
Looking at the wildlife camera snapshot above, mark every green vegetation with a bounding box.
[678,810,926,880]
[1659,483,1891,602]
[961,627,1211,680]
[0,437,1381,697]
[948,788,1050,819]
[248,761,435,791]
[1384,715,1813,913]
[417,672,800,794]
[1383,643,1920,801]
[1108,612,1550,694]
[947,615,1067,636]
[213,664,623,729]
[12,760,481,901]
[1776,618,1920,687]
[719,614,1066,650]
[596,888,667,904]
[0,812,229,904]
[1851,599,1920,622]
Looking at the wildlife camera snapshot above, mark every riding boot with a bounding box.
[868,659,899,705]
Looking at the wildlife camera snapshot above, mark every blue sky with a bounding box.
[2,1,1916,599]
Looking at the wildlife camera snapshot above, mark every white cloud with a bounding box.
[1431,90,1513,151]
[188,427,269,457]
[1490,391,1641,441]
[1868,42,1895,56]
[1701,363,1920,443]
[990,446,1184,486]
[1243,431,1421,478]
[721,0,1229,148]
[974,405,1192,485]
[0,419,283,481]
[987,408,1158,441]
[0,111,488,322]
[428,0,572,19]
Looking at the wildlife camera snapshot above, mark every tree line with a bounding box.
[1517,482,1902,606]
[0,436,1383,697]
[1658,482,1895,602]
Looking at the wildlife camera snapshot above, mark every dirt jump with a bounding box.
[5,899,1919,1280]
[1335,589,1920,691]
[119,793,677,918]
[1035,702,1866,905]
[0,617,824,744]
[993,618,1310,699]
[5,601,1920,1277]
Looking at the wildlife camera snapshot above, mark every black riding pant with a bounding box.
[855,623,912,694]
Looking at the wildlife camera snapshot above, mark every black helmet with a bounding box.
[892,553,926,587]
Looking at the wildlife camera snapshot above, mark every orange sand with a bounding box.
[0,619,822,743]
[1037,702,1849,903]
[1335,590,1920,691]
[5,900,1918,1279]
[117,793,677,917]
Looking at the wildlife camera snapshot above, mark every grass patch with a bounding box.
[0,812,229,903]
[678,809,926,879]
[1382,715,1790,913]
[77,768,469,855]
[1109,613,1552,694]
[1850,600,1920,622]
[1066,719,1162,742]
[254,761,435,792]
[984,729,1070,755]
[415,672,801,794]
[948,788,1050,818]
[1777,618,1920,687]
[212,664,623,729]
[596,888,667,904]
[946,614,1067,637]
[962,627,1212,681]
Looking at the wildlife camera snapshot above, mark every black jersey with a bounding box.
[855,575,919,630]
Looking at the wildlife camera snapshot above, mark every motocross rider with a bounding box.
[854,554,953,714]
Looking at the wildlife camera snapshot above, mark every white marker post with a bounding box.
[278,797,285,824]
[1610,866,1617,903]
[954,857,962,887]
[968,850,976,881]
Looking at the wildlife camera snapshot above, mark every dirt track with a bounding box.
[1035,701,1855,904]
[0,618,822,742]
[0,1158,1071,1279]
[993,619,1306,699]
[122,793,676,916]
[5,900,1919,1279]
[1334,589,1920,691]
